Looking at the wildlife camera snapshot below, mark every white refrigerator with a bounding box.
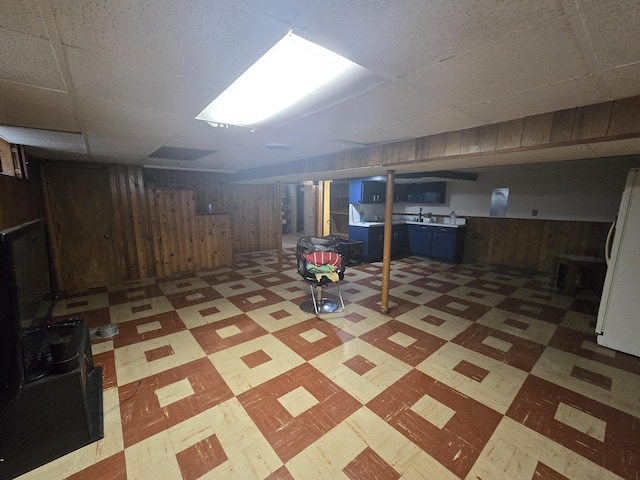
[596,168,640,357]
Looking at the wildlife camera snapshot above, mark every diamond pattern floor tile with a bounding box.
[22,248,640,480]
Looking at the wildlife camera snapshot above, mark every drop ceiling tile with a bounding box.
[83,121,170,146]
[86,135,159,159]
[580,1,640,71]
[383,109,487,139]
[238,0,311,23]
[462,76,612,123]
[65,46,217,117]
[338,128,410,147]
[0,81,75,117]
[24,147,89,162]
[0,28,66,90]
[321,80,451,132]
[602,63,640,99]
[404,16,591,107]
[76,97,185,137]
[0,81,78,131]
[587,138,640,157]
[0,113,80,134]
[273,112,362,146]
[293,0,566,78]
[83,120,173,161]
[0,126,85,152]
[0,0,48,37]
[51,0,285,81]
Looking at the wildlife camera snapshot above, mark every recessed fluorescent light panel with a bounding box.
[196,32,382,128]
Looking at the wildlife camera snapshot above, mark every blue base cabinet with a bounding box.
[350,224,465,263]
[407,225,465,262]
[349,225,384,261]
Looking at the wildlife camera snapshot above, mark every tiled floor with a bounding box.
[19,249,640,480]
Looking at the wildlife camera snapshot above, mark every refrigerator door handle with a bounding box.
[605,220,616,265]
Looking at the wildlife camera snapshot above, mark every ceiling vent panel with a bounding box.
[148,146,216,161]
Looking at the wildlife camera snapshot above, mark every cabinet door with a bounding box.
[406,182,446,204]
[367,227,384,260]
[430,228,456,261]
[408,225,431,257]
[362,181,386,203]
[392,183,409,203]
[391,224,407,256]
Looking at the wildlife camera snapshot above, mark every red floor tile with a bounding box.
[367,369,502,478]
[507,375,640,480]
[359,320,446,366]
[119,357,234,448]
[238,363,361,463]
[452,323,545,372]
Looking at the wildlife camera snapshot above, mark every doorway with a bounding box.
[46,164,118,294]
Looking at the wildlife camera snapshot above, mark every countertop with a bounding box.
[350,221,463,228]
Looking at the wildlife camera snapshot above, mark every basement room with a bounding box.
[1,1,640,479]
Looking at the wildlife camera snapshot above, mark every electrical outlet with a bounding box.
[532,209,538,217]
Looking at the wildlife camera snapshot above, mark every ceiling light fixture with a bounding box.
[196,31,355,128]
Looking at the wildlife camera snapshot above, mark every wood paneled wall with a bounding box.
[211,184,280,254]
[108,165,234,281]
[231,96,640,182]
[463,217,610,272]
[107,165,278,283]
[0,158,44,231]
[146,189,232,277]
[142,167,280,254]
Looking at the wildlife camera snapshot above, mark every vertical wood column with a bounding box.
[276,181,283,272]
[380,170,395,314]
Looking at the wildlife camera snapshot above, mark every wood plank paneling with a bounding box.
[573,102,613,140]
[231,95,640,183]
[108,165,237,282]
[496,119,524,150]
[550,108,577,143]
[464,217,609,272]
[428,133,446,158]
[460,127,481,154]
[608,96,640,136]
[444,130,462,156]
[480,124,499,153]
[522,113,553,146]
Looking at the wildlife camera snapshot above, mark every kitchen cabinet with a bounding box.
[349,224,408,261]
[406,182,446,204]
[391,224,408,257]
[349,179,386,204]
[348,225,383,261]
[407,224,432,257]
[407,224,466,262]
[350,223,465,263]
[349,178,445,204]
[430,227,457,260]
[392,183,409,203]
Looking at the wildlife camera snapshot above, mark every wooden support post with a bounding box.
[380,170,395,314]
[276,181,283,272]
